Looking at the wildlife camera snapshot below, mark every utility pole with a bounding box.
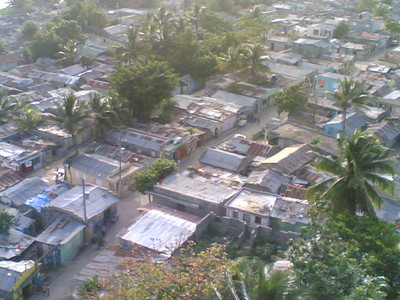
[118,138,125,197]
[82,178,87,223]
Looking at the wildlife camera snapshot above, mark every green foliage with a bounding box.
[242,43,270,80]
[77,275,101,298]
[62,1,108,29]
[133,158,177,194]
[373,3,390,17]
[330,78,369,134]
[226,83,243,94]
[7,0,33,13]
[289,227,388,299]
[80,53,95,69]
[0,209,13,233]
[157,98,177,124]
[46,93,88,155]
[21,20,39,40]
[112,58,179,122]
[13,105,42,131]
[334,21,350,39]
[0,95,16,123]
[88,93,123,142]
[30,30,62,60]
[0,40,4,53]
[58,41,78,66]
[385,19,400,35]
[290,215,400,299]
[237,11,268,39]
[218,46,244,81]
[356,0,378,12]
[52,20,85,43]
[274,85,308,116]
[165,32,218,80]
[309,129,396,218]
[199,11,233,33]
[104,242,229,299]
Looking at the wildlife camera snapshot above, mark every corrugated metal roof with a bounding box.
[365,121,400,145]
[46,185,119,221]
[0,228,35,260]
[212,90,258,107]
[261,144,315,175]
[118,208,200,254]
[71,153,120,179]
[0,177,49,207]
[200,148,248,172]
[36,217,85,245]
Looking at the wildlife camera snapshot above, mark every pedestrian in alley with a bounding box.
[46,283,50,297]
[42,284,47,296]
[257,118,260,125]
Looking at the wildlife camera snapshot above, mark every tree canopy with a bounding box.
[112,58,179,122]
[0,209,13,233]
[274,85,308,116]
[133,158,177,194]
[309,129,396,219]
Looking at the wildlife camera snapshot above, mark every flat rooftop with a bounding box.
[226,189,278,216]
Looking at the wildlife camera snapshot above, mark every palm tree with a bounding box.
[242,44,270,79]
[114,28,145,65]
[46,93,88,155]
[309,129,396,218]
[218,47,244,81]
[186,4,205,40]
[107,92,131,124]
[330,78,368,136]
[88,93,121,142]
[224,258,300,299]
[58,41,78,66]
[12,104,42,131]
[0,94,16,123]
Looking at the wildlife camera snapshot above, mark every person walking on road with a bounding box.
[46,283,50,297]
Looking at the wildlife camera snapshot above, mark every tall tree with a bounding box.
[218,46,244,81]
[103,243,229,299]
[274,85,308,117]
[0,95,16,124]
[289,221,389,299]
[12,105,42,131]
[87,93,120,142]
[242,43,270,79]
[114,28,146,65]
[58,41,78,66]
[334,21,350,39]
[46,93,88,155]
[0,209,13,233]
[186,3,205,40]
[309,129,396,218]
[330,78,368,135]
[112,58,178,122]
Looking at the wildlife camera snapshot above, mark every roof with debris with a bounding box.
[0,228,35,260]
[365,121,400,146]
[36,217,85,246]
[260,144,315,174]
[226,188,279,217]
